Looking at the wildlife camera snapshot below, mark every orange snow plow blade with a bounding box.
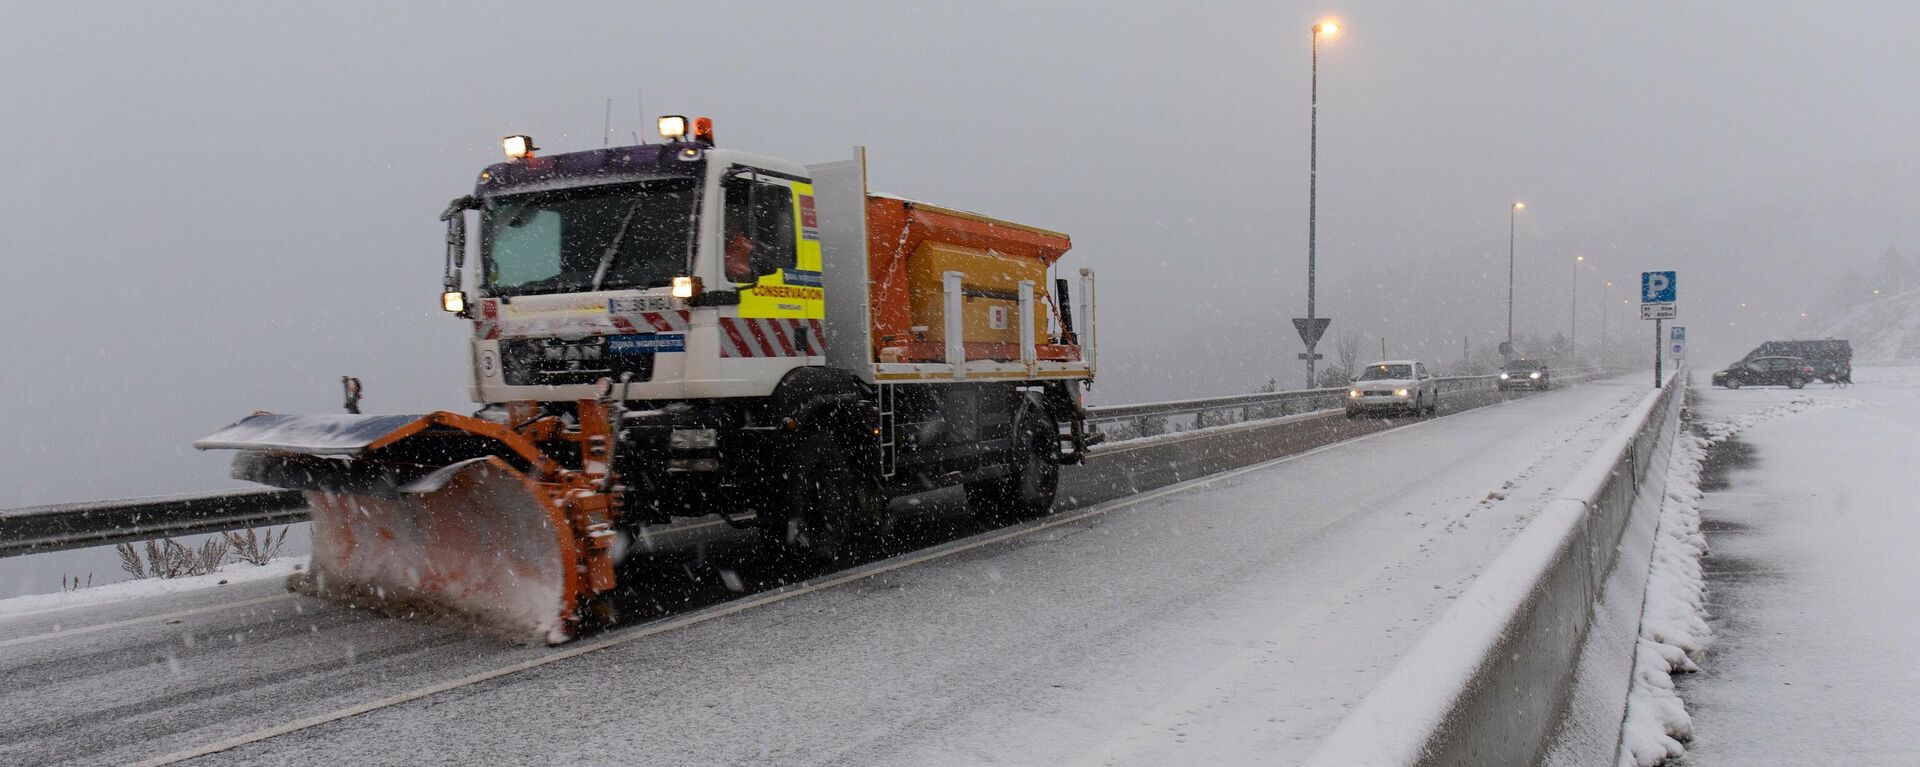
[196,404,622,644]
[300,457,583,644]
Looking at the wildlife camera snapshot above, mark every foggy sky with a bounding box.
[4,1,1918,506]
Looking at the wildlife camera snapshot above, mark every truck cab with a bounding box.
[448,130,822,405]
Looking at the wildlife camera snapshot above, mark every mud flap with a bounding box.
[298,457,585,645]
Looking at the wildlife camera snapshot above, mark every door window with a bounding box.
[722,173,797,283]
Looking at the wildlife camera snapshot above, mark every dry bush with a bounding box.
[115,536,229,579]
[224,526,291,566]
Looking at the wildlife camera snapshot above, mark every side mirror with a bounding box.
[440,195,478,318]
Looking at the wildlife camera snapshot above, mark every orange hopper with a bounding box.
[863,196,1079,364]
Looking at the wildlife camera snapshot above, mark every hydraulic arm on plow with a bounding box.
[198,395,628,643]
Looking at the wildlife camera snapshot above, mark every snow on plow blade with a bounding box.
[300,457,579,644]
[196,409,622,645]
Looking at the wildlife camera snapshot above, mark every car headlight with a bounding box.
[1348,389,1362,398]
[1499,373,1510,380]
[1395,388,1410,397]
[1529,372,1541,379]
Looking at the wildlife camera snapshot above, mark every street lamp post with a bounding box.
[1301,18,1338,388]
[1507,202,1524,359]
[1601,280,1613,354]
[1571,255,1583,357]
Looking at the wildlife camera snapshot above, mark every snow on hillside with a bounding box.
[1805,286,1920,363]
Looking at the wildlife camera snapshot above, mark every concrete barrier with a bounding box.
[1304,371,1685,766]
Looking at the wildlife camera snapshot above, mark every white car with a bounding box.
[1345,360,1441,417]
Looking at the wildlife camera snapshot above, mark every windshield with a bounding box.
[1357,364,1412,381]
[481,179,698,296]
[1503,361,1542,371]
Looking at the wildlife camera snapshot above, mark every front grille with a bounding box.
[501,336,655,386]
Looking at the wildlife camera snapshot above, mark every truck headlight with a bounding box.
[670,428,718,450]
[1499,372,1510,380]
[1395,388,1410,397]
[1529,372,1541,379]
[1348,389,1361,398]
[441,290,467,314]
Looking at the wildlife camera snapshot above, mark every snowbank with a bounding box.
[1617,425,1712,766]
[0,556,305,620]
[1617,392,1846,765]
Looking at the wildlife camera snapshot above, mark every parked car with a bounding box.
[1346,360,1441,417]
[1741,339,1850,383]
[1497,359,1551,390]
[1711,356,1816,389]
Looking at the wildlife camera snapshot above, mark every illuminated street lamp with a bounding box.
[1507,201,1524,358]
[1300,17,1340,388]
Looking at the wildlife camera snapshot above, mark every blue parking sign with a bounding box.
[1670,326,1686,342]
[1642,271,1677,303]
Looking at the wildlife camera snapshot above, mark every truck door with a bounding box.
[717,169,824,360]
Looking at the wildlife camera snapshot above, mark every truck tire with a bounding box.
[758,431,886,566]
[966,412,1060,524]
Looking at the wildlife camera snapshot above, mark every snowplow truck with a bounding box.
[195,118,1101,644]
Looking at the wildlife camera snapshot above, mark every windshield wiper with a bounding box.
[590,195,650,291]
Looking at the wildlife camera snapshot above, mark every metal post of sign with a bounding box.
[1640,270,1676,389]
[1654,317,1663,389]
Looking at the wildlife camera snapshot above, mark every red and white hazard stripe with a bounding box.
[474,299,502,340]
[475,306,691,340]
[719,318,825,358]
[609,310,691,335]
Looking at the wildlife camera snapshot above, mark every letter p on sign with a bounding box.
[1642,271,1677,303]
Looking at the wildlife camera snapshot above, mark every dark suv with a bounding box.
[1497,359,1551,390]
[1712,356,1815,389]
[1741,339,1850,383]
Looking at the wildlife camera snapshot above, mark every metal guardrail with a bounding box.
[1085,374,1517,424]
[1085,386,1350,422]
[0,488,307,557]
[0,368,1600,558]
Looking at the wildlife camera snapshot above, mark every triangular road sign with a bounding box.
[1293,317,1332,348]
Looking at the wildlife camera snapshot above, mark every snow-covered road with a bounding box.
[1673,368,1920,765]
[0,378,1644,765]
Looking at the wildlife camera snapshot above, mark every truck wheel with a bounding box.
[758,432,886,567]
[966,413,1060,524]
